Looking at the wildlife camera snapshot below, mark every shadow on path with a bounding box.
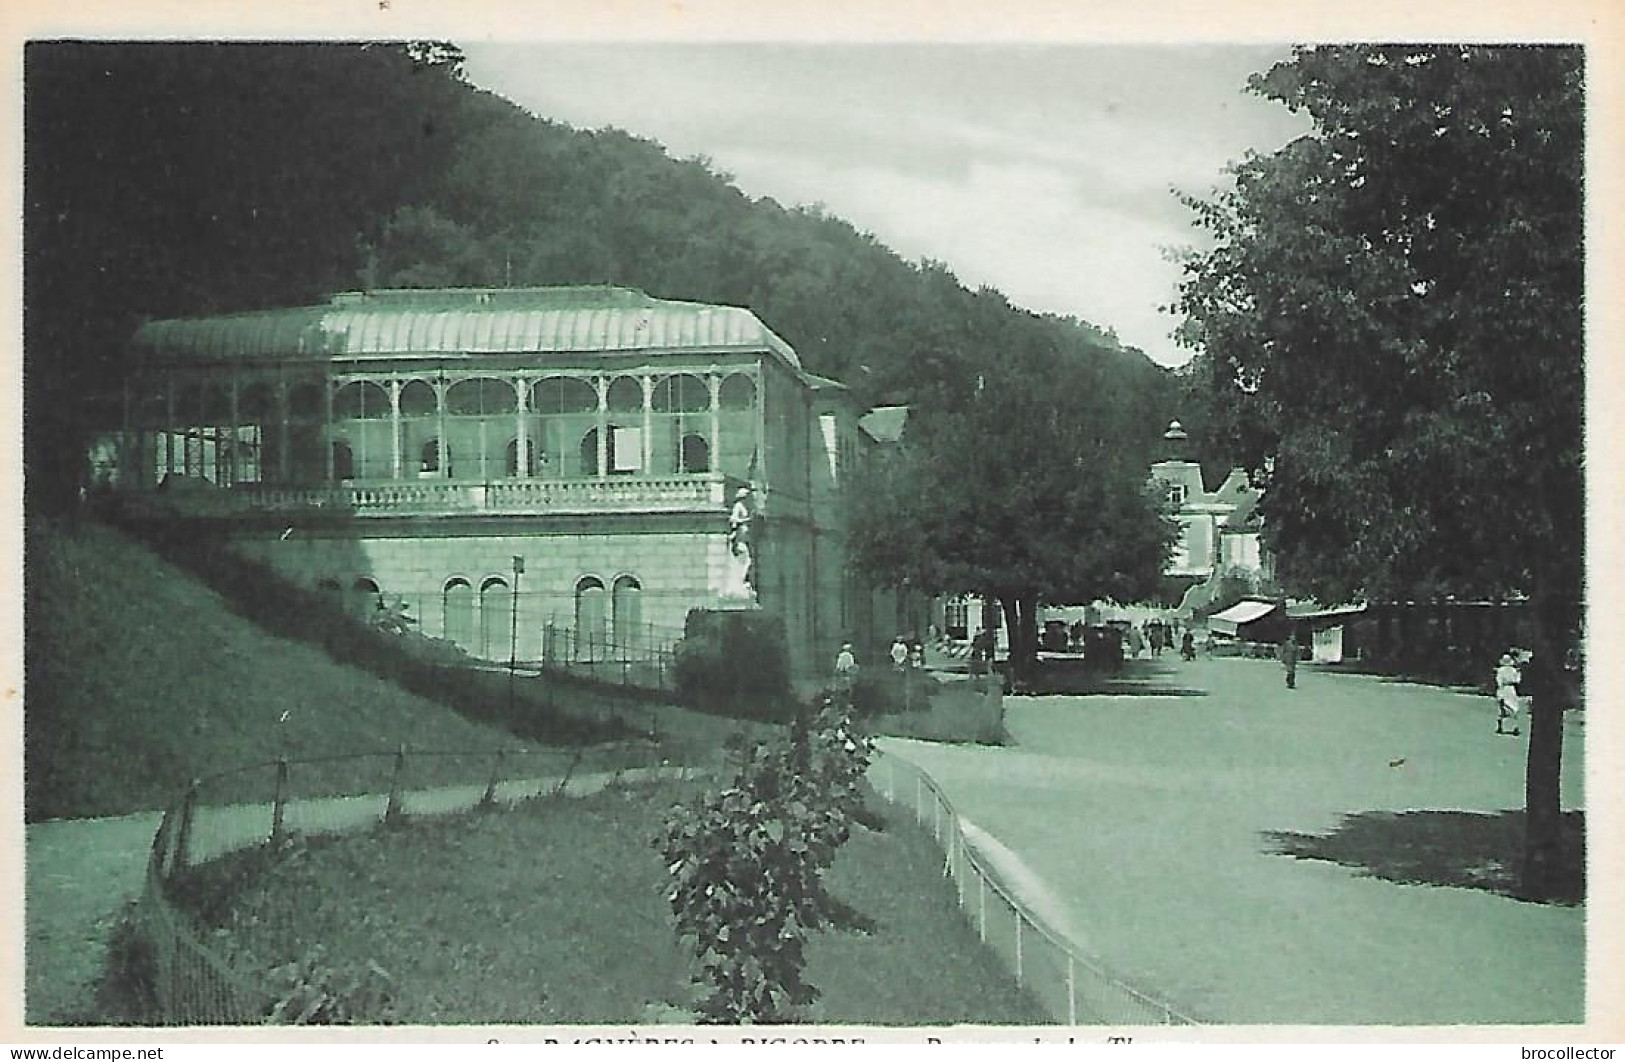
[1264,809,1585,907]
[1021,658,1209,698]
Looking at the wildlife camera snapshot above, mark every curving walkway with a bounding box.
[881,656,1587,1026]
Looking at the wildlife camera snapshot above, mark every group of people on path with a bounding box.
[833,636,928,688]
[1125,621,1199,663]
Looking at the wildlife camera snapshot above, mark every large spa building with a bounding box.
[108,286,892,673]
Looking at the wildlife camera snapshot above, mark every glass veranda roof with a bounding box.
[130,286,801,369]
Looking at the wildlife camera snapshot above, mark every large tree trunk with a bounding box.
[1520,580,1575,900]
[1000,594,1039,689]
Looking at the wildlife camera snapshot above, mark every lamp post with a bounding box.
[508,555,525,719]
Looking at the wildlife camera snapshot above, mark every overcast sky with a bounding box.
[459,43,1312,367]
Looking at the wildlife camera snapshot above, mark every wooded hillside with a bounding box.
[26,41,1179,511]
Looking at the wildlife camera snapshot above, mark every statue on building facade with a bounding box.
[722,486,757,605]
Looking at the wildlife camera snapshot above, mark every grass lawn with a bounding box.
[23,517,739,820]
[156,781,1044,1026]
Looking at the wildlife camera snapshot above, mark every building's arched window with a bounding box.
[505,438,531,478]
[332,380,392,480]
[575,576,607,661]
[444,378,517,482]
[579,425,639,477]
[652,374,710,474]
[443,578,474,649]
[680,434,711,473]
[446,378,517,416]
[400,380,438,416]
[605,377,644,475]
[132,380,175,488]
[400,380,440,479]
[719,374,756,410]
[286,381,326,484]
[532,377,599,414]
[421,438,450,476]
[332,441,355,481]
[171,384,205,479]
[606,376,642,413]
[718,374,758,479]
[333,380,390,420]
[579,428,601,478]
[231,381,273,484]
[652,374,709,412]
[350,576,381,619]
[190,382,233,484]
[612,575,642,652]
[480,576,512,659]
[531,377,598,479]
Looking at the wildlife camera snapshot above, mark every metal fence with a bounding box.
[137,741,693,1025]
[538,620,685,694]
[869,748,1200,1027]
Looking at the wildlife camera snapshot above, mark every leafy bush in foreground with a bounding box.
[656,699,873,1023]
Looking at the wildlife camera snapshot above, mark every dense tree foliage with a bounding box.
[850,289,1177,682]
[26,43,472,508]
[1172,45,1583,898]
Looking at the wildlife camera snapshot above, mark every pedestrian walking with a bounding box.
[1279,632,1299,689]
[908,641,926,669]
[834,641,857,690]
[1128,624,1145,660]
[890,636,909,671]
[1181,630,1196,661]
[1494,649,1524,737]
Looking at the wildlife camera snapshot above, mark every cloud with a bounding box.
[461,42,1310,366]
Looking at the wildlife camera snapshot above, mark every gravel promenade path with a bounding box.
[880,656,1587,1026]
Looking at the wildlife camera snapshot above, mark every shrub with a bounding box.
[671,609,792,720]
[846,668,940,718]
[656,701,873,1023]
[267,945,398,1025]
[95,903,158,1023]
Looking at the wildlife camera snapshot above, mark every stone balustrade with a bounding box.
[126,474,733,519]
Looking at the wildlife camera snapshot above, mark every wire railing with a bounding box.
[537,620,684,695]
[869,748,1200,1027]
[137,741,694,1025]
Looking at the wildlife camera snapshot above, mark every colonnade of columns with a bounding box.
[125,366,761,490]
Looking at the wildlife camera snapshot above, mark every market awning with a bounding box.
[1287,603,1368,623]
[1208,600,1277,636]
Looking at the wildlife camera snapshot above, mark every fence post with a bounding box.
[933,791,941,843]
[978,874,987,943]
[270,758,289,843]
[385,744,406,824]
[481,749,505,807]
[173,779,201,872]
[1068,956,1077,1025]
[955,831,966,905]
[1015,915,1024,986]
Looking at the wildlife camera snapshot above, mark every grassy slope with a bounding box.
[165,782,1043,1026]
[24,517,538,821]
